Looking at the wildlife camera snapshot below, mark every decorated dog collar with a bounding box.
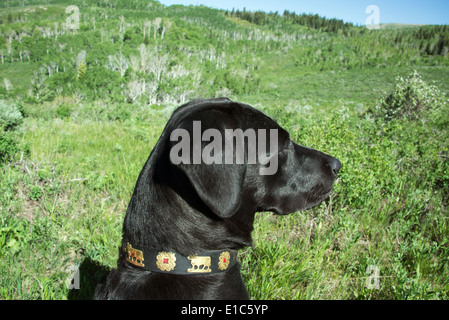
[124,242,238,275]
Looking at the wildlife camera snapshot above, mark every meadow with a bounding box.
[0,0,448,299]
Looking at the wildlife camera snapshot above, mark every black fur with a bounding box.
[94,98,340,300]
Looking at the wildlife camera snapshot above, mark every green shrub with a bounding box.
[370,70,446,121]
[0,217,31,257]
[0,132,19,165]
[0,100,23,131]
[55,104,72,119]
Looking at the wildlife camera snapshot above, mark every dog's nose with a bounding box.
[329,157,341,175]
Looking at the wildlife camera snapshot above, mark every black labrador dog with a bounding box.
[94,98,340,300]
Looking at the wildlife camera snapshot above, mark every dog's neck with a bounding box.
[122,175,254,258]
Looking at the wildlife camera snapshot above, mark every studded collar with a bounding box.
[124,242,238,275]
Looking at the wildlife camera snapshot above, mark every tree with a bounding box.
[125,79,145,103]
[30,68,50,102]
[77,61,86,80]
[107,51,129,78]
[3,78,12,92]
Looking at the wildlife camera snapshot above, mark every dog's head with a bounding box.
[162,98,340,219]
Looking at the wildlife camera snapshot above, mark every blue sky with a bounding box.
[158,0,449,25]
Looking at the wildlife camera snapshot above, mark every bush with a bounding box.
[370,70,446,121]
[56,104,72,119]
[0,100,23,131]
[0,132,19,165]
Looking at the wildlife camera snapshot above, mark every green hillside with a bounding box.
[0,0,448,300]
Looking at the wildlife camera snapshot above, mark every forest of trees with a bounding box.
[226,8,354,35]
[413,25,449,56]
[0,0,448,107]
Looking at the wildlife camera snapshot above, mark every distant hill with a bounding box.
[379,23,425,30]
[0,0,447,106]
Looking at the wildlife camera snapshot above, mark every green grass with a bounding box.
[1,116,167,299]
[1,92,448,299]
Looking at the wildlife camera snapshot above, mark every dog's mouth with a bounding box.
[298,183,335,212]
[305,190,332,210]
[257,177,337,215]
[261,188,332,215]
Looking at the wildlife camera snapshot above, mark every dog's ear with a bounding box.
[168,117,246,219]
[176,161,246,219]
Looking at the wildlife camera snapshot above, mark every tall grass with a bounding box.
[1,72,448,299]
[1,113,167,299]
